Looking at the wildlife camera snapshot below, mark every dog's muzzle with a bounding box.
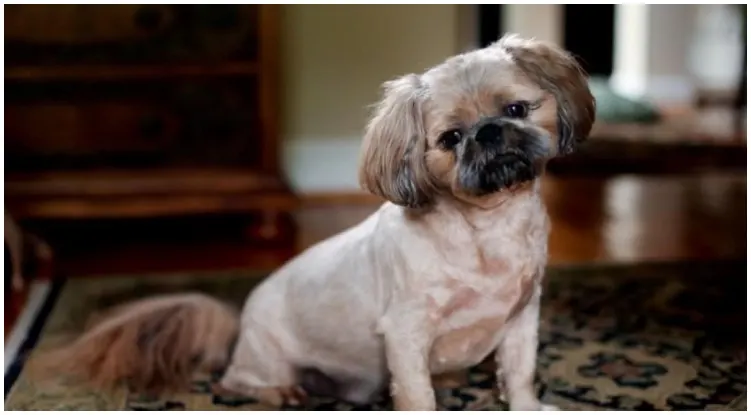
[468,117,523,149]
[473,121,505,146]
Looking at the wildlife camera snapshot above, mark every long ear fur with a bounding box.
[358,74,434,208]
[496,34,596,155]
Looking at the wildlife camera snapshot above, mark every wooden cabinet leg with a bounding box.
[258,210,280,241]
[244,210,296,247]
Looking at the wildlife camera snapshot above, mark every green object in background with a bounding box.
[588,76,661,124]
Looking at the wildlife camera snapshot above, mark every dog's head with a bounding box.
[359,34,595,208]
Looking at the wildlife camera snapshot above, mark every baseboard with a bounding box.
[281,136,382,205]
[282,138,363,194]
[609,74,697,106]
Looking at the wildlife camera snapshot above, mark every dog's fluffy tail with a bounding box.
[30,293,240,394]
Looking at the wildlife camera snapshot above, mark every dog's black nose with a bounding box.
[474,123,504,145]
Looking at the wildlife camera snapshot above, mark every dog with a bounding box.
[35,34,594,411]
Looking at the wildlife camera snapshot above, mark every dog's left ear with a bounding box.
[358,74,435,208]
[496,34,596,155]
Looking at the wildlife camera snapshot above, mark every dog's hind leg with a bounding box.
[215,329,305,407]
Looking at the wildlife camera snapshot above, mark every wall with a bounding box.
[688,4,744,91]
[280,5,463,193]
[611,4,744,105]
[502,4,563,45]
[611,4,697,105]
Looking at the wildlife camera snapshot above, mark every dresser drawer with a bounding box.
[5,5,260,65]
[5,77,261,171]
[3,5,291,224]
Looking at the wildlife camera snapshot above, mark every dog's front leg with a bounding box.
[379,309,436,411]
[494,288,556,411]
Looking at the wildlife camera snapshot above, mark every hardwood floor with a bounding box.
[298,173,747,266]
[544,173,746,263]
[27,171,746,278]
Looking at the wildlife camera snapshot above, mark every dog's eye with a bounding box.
[438,129,462,149]
[503,102,529,119]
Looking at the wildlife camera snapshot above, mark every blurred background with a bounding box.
[4,4,747,323]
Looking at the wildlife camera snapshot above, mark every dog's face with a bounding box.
[359,34,595,208]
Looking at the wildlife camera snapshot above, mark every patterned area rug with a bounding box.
[4,260,747,410]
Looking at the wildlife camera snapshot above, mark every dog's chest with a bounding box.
[426,272,537,374]
[419,195,549,373]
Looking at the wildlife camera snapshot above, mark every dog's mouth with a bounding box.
[491,152,537,175]
[494,152,530,166]
[458,152,538,195]
[489,154,536,179]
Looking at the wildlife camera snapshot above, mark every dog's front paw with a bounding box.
[213,381,307,408]
[509,398,558,411]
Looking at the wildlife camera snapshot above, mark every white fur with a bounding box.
[218,33,595,410]
[220,184,552,410]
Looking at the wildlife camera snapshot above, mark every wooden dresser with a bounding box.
[5,5,296,244]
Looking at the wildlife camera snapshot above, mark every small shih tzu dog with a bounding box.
[37,34,595,411]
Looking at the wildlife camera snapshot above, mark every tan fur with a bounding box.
[497,34,596,154]
[31,293,239,394]
[36,34,594,410]
[358,74,436,208]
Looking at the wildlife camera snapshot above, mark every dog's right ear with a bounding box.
[358,74,434,208]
